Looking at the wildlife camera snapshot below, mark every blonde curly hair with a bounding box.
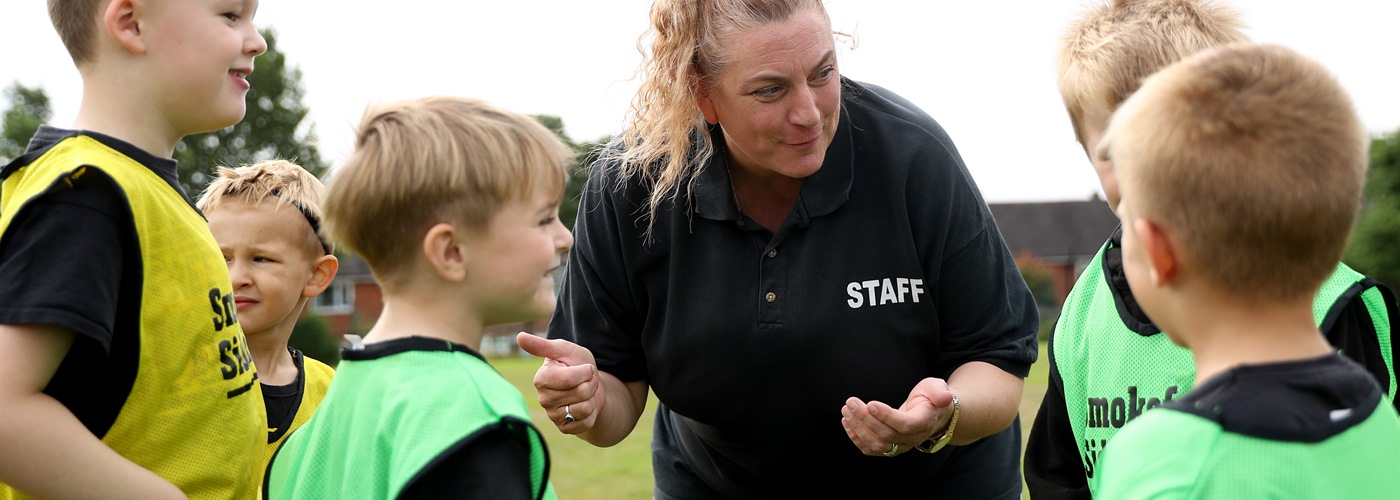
[606,0,827,231]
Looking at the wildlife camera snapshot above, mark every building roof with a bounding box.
[989,198,1119,263]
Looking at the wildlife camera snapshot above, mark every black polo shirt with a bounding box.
[551,78,1038,497]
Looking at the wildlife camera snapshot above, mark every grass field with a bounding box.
[492,343,1050,499]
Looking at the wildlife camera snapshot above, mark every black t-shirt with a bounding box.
[1170,354,1384,442]
[263,348,306,444]
[0,126,185,437]
[398,428,534,500]
[551,78,1039,497]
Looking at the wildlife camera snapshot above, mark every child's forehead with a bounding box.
[521,186,564,211]
[210,195,294,215]
[529,174,567,201]
[209,198,312,234]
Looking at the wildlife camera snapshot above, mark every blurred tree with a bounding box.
[0,82,52,163]
[531,114,610,231]
[176,28,327,195]
[562,137,611,232]
[1015,253,1058,308]
[289,312,340,367]
[1345,128,1400,290]
[1015,253,1060,341]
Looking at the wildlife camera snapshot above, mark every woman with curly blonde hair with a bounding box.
[518,0,1038,496]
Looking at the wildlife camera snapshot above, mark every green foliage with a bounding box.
[1367,131,1400,201]
[175,28,326,195]
[1014,253,1061,341]
[289,312,340,367]
[1015,253,1058,307]
[529,114,610,231]
[533,115,571,146]
[1037,314,1058,342]
[1345,129,1400,290]
[0,82,52,163]
[562,137,610,231]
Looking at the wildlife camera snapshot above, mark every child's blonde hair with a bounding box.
[1057,0,1247,144]
[196,159,332,255]
[324,96,573,292]
[1102,43,1367,301]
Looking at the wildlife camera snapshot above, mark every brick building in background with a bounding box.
[988,197,1119,305]
[310,254,551,357]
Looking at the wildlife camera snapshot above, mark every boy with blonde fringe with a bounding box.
[1024,0,1399,497]
[196,160,339,472]
[1094,42,1400,498]
[0,0,267,498]
[264,96,572,499]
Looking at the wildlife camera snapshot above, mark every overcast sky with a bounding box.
[2,0,1396,203]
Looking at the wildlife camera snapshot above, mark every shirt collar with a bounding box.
[2,125,182,190]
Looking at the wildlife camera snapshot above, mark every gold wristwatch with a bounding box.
[915,393,959,453]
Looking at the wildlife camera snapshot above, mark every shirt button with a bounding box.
[766,249,778,258]
[765,292,777,303]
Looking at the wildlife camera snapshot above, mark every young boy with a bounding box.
[1024,0,1399,497]
[196,159,340,471]
[1093,42,1400,497]
[0,0,267,498]
[263,96,572,499]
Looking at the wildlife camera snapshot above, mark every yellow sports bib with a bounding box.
[0,135,264,500]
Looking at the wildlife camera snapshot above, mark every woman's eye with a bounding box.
[754,86,783,100]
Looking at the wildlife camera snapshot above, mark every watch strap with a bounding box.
[915,393,959,453]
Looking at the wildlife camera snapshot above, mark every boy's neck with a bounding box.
[1170,292,1332,385]
[363,288,486,351]
[246,318,300,387]
[72,72,182,158]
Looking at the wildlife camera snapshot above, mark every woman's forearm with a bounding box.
[578,373,650,448]
[946,361,1025,445]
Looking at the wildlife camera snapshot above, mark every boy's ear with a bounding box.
[422,223,467,282]
[104,0,147,55]
[303,254,340,298]
[1133,217,1178,288]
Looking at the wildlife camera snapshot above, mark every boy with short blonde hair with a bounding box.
[265,96,573,499]
[1024,1,1399,497]
[0,0,268,498]
[1055,0,1247,155]
[1095,42,1400,497]
[196,159,339,472]
[322,98,572,291]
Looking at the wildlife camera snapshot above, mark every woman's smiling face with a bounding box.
[697,7,841,181]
